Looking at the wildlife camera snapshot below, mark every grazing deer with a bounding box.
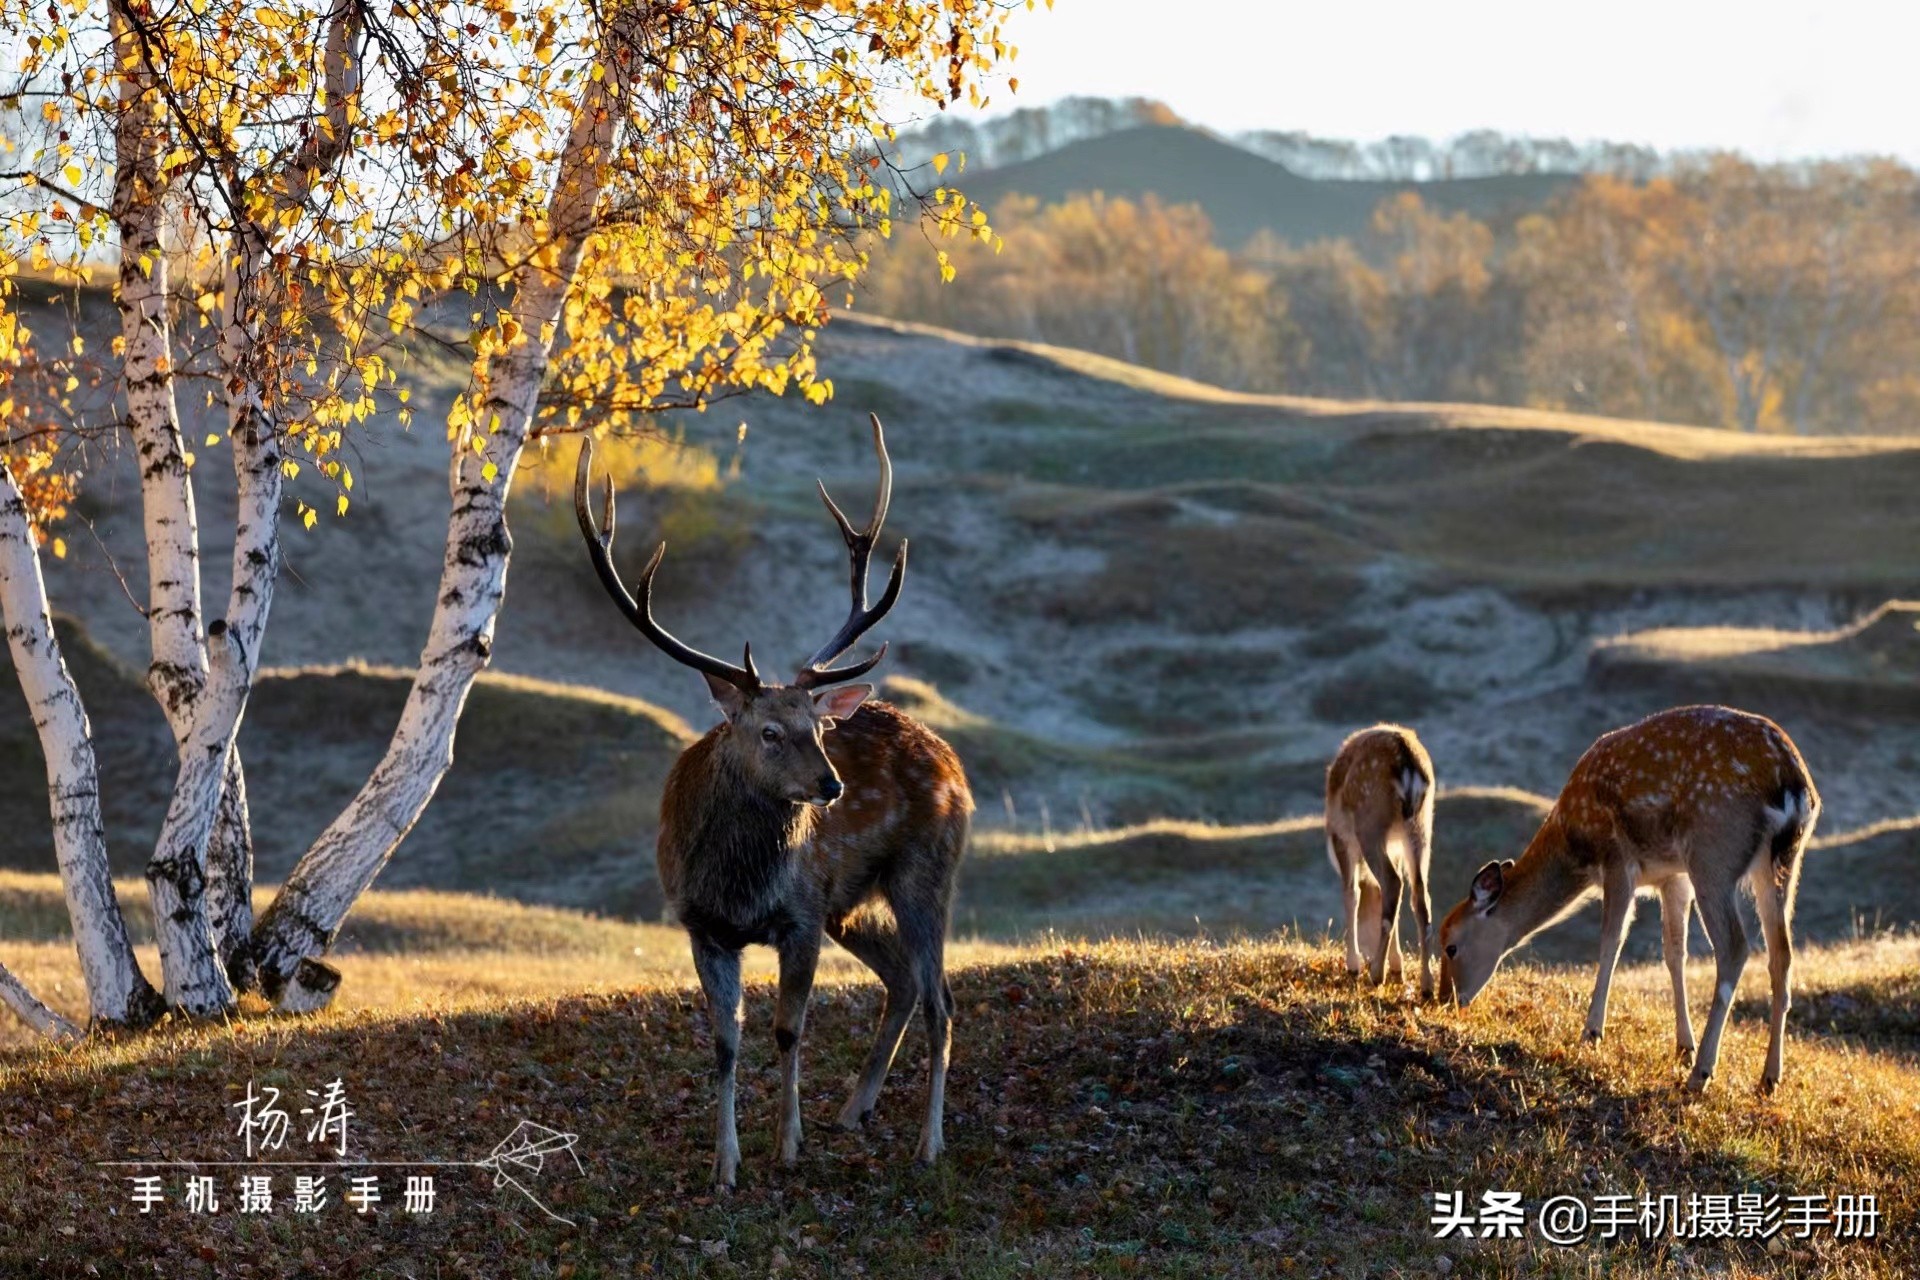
[1438,705,1818,1094]
[1325,724,1436,997]
[575,416,973,1187]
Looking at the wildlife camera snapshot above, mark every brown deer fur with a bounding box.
[1438,705,1818,1094]
[1324,724,1436,996]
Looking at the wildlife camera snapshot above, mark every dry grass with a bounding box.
[1591,603,1920,719]
[2,899,1916,1278]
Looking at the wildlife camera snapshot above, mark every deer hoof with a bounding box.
[1581,1028,1604,1045]
[914,1136,944,1166]
[1685,1070,1712,1094]
[1676,1045,1696,1066]
[835,1102,872,1131]
[1759,1074,1780,1097]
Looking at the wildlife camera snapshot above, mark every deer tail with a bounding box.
[1765,782,1817,889]
[1394,743,1431,823]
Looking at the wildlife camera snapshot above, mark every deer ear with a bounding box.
[1470,859,1507,910]
[811,683,872,723]
[705,673,749,720]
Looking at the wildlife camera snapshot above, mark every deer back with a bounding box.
[1551,705,1818,871]
[1327,724,1433,832]
[813,701,972,904]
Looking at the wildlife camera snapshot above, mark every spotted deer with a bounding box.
[1438,705,1818,1093]
[1325,724,1436,996]
[575,416,972,1187]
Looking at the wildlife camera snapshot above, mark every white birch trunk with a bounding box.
[144,0,359,999]
[0,461,160,1029]
[144,620,249,1015]
[110,6,259,987]
[251,70,619,1011]
[206,756,255,985]
[0,962,79,1042]
[134,220,278,1017]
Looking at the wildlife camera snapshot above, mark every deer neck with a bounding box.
[709,746,814,857]
[1495,818,1598,952]
[666,734,817,915]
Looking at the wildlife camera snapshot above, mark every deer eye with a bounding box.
[760,725,781,743]
[1445,944,1459,958]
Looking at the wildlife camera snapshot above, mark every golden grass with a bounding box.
[2,901,1917,1278]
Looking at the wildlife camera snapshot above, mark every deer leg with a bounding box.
[1331,833,1366,977]
[1582,861,1637,1042]
[1749,859,1798,1093]
[1688,883,1750,1093]
[691,936,744,1187]
[1357,875,1383,974]
[773,928,820,1167]
[827,914,918,1129]
[1660,876,1697,1063]
[1408,831,1435,1001]
[896,901,952,1165]
[1369,856,1403,988]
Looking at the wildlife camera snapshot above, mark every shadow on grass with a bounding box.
[4,947,1909,1279]
[1742,965,1920,1062]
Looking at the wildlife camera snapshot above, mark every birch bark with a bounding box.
[111,0,260,989]
[0,460,160,1028]
[252,69,618,1010]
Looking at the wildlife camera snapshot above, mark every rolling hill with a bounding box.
[18,313,1920,976]
[948,123,1576,246]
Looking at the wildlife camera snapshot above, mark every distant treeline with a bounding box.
[898,96,1672,180]
[861,157,1920,434]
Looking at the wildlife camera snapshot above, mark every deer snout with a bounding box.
[812,775,845,807]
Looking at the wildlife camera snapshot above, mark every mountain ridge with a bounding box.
[945,123,1577,245]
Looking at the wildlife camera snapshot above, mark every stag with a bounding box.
[576,415,973,1187]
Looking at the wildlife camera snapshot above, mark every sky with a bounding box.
[944,0,1920,164]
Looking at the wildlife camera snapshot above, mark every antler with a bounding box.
[575,438,761,692]
[793,413,908,690]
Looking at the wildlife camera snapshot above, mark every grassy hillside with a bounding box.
[2,900,1916,1278]
[8,626,1914,969]
[15,314,1920,966]
[1591,601,1920,718]
[0,620,693,912]
[955,123,1575,247]
[41,315,1920,838]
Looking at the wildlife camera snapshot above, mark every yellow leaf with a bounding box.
[51,538,67,560]
[62,164,81,187]
[931,152,949,175]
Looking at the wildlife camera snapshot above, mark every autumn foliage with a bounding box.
[0,0,1028,1032]
[865,156,1920,434]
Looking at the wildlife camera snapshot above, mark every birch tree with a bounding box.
[0,0,1020,1032]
